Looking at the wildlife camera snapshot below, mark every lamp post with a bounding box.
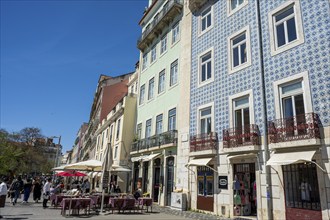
[50,136,62,167]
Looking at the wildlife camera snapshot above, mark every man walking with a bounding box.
[0,177,8,218]
[42,178,51,208]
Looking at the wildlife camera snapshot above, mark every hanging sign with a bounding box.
[218,176,228,189]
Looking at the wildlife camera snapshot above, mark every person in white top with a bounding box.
[0,177,8,218]
[42,178,52,208]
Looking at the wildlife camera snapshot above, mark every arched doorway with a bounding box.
[153,158,161,202]
[166,156,174,206]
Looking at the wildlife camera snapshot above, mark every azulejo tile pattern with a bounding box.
[190,0,330,140]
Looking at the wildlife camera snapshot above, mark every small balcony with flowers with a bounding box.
[131,130,178,153]
[222,124,261,153]
[137,0,183,51]
[189,132,218,157]
[268,112,321,149]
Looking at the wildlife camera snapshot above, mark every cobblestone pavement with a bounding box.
[0,198,252,220]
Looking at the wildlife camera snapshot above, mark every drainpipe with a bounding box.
[256,1,273,219]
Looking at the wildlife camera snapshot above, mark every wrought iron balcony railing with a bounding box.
[137,0,183,50]
[268,112,321,144]
[190,132,218,152]
[131,130,178,152]
[223,124,260,148]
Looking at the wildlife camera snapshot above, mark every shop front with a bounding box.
[197,166,214,212]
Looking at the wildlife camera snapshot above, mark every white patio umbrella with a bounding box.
[52,164,69,171]
[63,159,103,171]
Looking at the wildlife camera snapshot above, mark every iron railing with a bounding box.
[223,124,260,148]
[190,132,218,152]
[137,0,183,48]
[268,112,321,143]
[131,130,178,152]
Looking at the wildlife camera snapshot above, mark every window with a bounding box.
[160,35,167,54]
[198,49,213,86]
[200,107,212,134]
[109,125,113,142]
[228,0,248,16]
[170,60,178,86]
[116,119,121,140]
[151,45,157,63]
[158,70,165,94]
[114,146,118,159]
[200,6,213,34]
[142,53,148,70]
[145,119,152,138]
[156,114,163,134]
[234,96,250,143]
[139,84,145,105]
[168,108,176,131]
[136,123,142,139]
[280,81,306,136]
[269,1,304,55]
[197,166,214,196]
[228,26,251,74]
[172,22,180,44]
[148,78,154,100]
[283,163,320,210]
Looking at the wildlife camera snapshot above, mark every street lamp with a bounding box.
[50,136,61,167]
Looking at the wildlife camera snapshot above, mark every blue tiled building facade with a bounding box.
[188,0,330,219]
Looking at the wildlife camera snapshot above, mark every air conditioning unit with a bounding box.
[170,192,187,211]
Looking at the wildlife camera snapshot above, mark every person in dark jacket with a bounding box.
[10,176,23,205]
[32,177,42,203]
[22,179,32,203]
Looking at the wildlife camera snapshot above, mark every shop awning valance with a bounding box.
[186,158,212,167]
[131,155,147,162]
[227,153,257,160]
[266,150,316,166]
[142,153,161,162]
[111,165,131,172]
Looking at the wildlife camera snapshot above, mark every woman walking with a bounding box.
[32,177,42,203]
[22,179,32,203]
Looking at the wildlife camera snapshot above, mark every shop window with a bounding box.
[283,163,320,210]
[197,166,214,196]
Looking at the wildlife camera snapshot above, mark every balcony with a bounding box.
[190,132,218,156]
[222,124,260,152]
[137,0,183,51]
[268,112,321,149]
[131,130,178,152]
[188,0,208,12]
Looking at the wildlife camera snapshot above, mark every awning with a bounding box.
[266,150,316,166]
[186,158,212,167]
[111,165,131,172]
[131,155,148,162]
[142,153,161,162]
[227,153,257,160]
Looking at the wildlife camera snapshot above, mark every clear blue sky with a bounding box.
[0,0,147,152]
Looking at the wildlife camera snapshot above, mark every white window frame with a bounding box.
[268,1,304,56]
[227,0,248,17]
[148,77,155,100]
[142,53,148,70]
[229,89,254,128]
[172,22,180,45]
[199,5,214,36]
[168,107,177,131]
[197,102,214,134]
[145,118,152,138]
[158,69,166,94]
[114,146,118,159]
[198,47,214,87]
[227,26,251,74]
[156,114,163,135]
[151,45,157,64]
[139,84,145,105]
[170,59,178,87]
[160,35,167,55]
[273,71,312,119]
[116,118,121,140]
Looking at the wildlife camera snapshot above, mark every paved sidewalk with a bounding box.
[0,197,249,220]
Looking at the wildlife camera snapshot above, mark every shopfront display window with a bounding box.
[197,166,214,196]
[283,163,320,210]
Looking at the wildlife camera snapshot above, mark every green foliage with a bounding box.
[0,127,51,176]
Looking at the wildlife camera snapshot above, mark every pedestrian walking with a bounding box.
[22,179,32,203]
[9,176,23,205]
[32,177,42,203]
[0,177,8,219]
[84,179,90,193]
[42,178,51,208]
